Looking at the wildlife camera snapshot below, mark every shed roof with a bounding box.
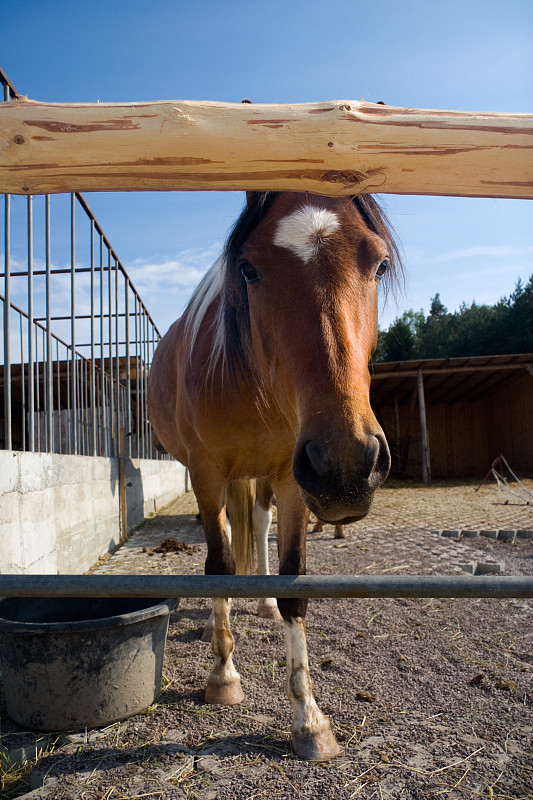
[370,353,533,406]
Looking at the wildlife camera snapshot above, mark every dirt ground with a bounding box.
[1,478,532,800]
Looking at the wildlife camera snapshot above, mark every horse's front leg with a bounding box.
[275,483,342,761]
[194,476,244,706]
[204,594,244,705]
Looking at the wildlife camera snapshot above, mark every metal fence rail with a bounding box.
[1,69,165,459]
[0,574,531,600]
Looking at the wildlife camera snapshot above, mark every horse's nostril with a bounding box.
[292,439,330,488]
[305,439,331,476]
[364,435,380,471]
[374,432,391,476]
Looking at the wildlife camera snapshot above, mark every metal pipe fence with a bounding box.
[1,70,167,460]
[0,574,531,599]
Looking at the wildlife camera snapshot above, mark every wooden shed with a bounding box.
[370,354,533,482]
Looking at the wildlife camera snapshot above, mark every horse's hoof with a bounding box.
[291,729,343,761]
[257,600,283,621]
[204,680,244,706]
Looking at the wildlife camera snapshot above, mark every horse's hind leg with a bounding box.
[313,518,345,538]
[334,524,346,539]
[254,478,282,621]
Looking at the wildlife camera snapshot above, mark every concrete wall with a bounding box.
[0,451,187,575]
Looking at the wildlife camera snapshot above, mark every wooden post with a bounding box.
[1,99,532,197]
[417,370,431,486]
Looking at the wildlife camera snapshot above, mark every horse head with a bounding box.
[225,191,400,523]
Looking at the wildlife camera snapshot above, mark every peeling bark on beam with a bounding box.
[0,98,532,197]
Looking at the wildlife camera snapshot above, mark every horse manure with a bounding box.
[148,537,201,555]
[356,690,376,703]
[494,678,517,691]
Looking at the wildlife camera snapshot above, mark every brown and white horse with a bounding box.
[147,191,401,760]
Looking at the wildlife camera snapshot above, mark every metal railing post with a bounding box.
[56,338,61,454]
[27,195,35,451]
[45,195,53,453]
[3,192,11,450]
[125,276,131,459]
[2,80,11,450]
[70,193,77,454]
[114,258,120,450]
[107,248,114,455]
[19,315,25,451]
[90,219,96,455]
[134,296,140,459]
[99,234,106,457]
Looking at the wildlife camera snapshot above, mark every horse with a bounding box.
[147,190,401,761]
[312,517,346,539]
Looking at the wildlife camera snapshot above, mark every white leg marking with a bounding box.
[273,206,340,263]
[253,502,272,575]
[284,618,328,736]
[284,618,341,759]
[226,518,232,546]
[253,502,281,619]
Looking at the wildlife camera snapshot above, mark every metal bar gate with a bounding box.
[1,68,166,461]
[0,574,531,599]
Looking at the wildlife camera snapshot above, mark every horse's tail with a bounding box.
[226,479,256,575]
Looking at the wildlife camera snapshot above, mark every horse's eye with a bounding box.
[375,258,389,282]
[240,261,261,284]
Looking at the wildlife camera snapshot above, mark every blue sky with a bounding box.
[2,0,532,334]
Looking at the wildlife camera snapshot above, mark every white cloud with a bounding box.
[124,245,224,332]
[431,245,530,264]
[127,245,221,295]
[2,243,225,348]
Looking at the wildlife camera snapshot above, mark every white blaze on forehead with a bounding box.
[273,206,340,263]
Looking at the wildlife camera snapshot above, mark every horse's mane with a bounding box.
[184,192,402,395]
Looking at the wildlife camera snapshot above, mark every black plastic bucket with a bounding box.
[0,596,178,731]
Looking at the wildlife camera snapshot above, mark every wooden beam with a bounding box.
[372,362,533,379]
[0,98,532,197]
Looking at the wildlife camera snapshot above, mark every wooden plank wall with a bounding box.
[375,371,533,480]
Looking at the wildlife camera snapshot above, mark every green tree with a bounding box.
[375,276,533,361]
[416,293,452,358]
[374,309,424,362]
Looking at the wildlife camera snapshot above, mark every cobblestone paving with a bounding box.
[89,479,533,580]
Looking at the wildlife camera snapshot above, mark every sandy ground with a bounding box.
[1,478,532,800]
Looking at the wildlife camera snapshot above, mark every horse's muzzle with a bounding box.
[292,432,391,522]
